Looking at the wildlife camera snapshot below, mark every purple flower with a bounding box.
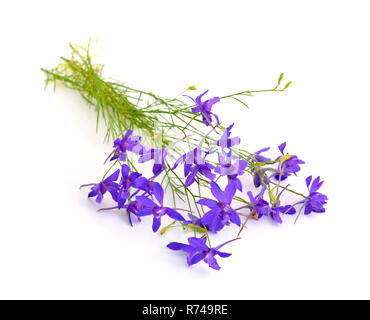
[300,176,328,215]
[186,90,220,126]
[253,147,271,163]
[167,237,239,270]
[269,202,296,224]
[215,123,240,150]
[246,190,270,219]
[124,200,143,226]
[110,130,143,162]
[135,184,185,232]
[252,168,270,188]
[173,146,216,187]
[198,181,241,232]
[247,189,295,223]
[139,137,186,177]
[249,147,271,188]
[185,163,216,187]
[86,169,120,203]
[138,147,168,177]
[274,142,305,181]
[214,151,247,191]
[134,178,164,200]
[117,164,146,209]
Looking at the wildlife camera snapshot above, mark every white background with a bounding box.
[1,0,369,299]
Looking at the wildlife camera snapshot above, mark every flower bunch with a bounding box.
[44,42,328,271]
[79,90,328,270]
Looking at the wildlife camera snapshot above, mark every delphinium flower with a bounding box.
[253,147,271,163]
[135,184,185,232]
[268,201,296,224]
[138,137,187,177]
[296,176,328,216]
[172,130,216,187]
[246,190,270,220]
[109,129,144,162]
[80,169,120,203]
[198,181,241,232]
[134,178,164,201]
[123,200,144,226]
[138,147,168,177]
[185,90,220,126]
[167,237,239,270]
[245,188,295,224]
[117,164,147,209]
[183,157,216,187]
[273,142,305,181]
[214,151,248,191]
[214,123,241,151]
[249,147,272,188]
[212,123,247,191]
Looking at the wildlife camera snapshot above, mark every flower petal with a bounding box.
[189,253,204,265]
[188,237,208,250]
[210,182,225,203]
[120,164,130,179]
[305,175,313,189]
[230,212,241,226]
[153,183,164,206]
[152,217,161,232]
[278,142,287,154]
[279,205,296,215]
[167,242,188,251]
[135,196,156,208]
[217,251,232,258]
[136,208,153,216]
[166,208,185,221]
[310,176,324,193]
[201,208,220,227]
[197,198,218,208]
[103,169,120,183]
[224,181,237,204]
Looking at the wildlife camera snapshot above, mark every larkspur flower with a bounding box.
[83,169,120,203]
[117,164,147,209]
[253,147,271,163]
[246,187,296,224]
[110,129,143,162]
[214,123,241,151]
[185,90,220,126]
[214,151,247,191]
[299,176,328,215]
[268,201,296,224]
[173,141,216,187]
[134,177,164,200]
[135,184,185,232]
[246,190,270,219]
[173,127,218,187]
[274,142,305,181]
[185,162,216,187]
[139,137,187,177]
[124,200,144,226]
[167,237,239,270]
[249,147,271,188]
[138,147,168,176]
[198,181,241,232]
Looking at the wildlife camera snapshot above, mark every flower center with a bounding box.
[152,206,166,217]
